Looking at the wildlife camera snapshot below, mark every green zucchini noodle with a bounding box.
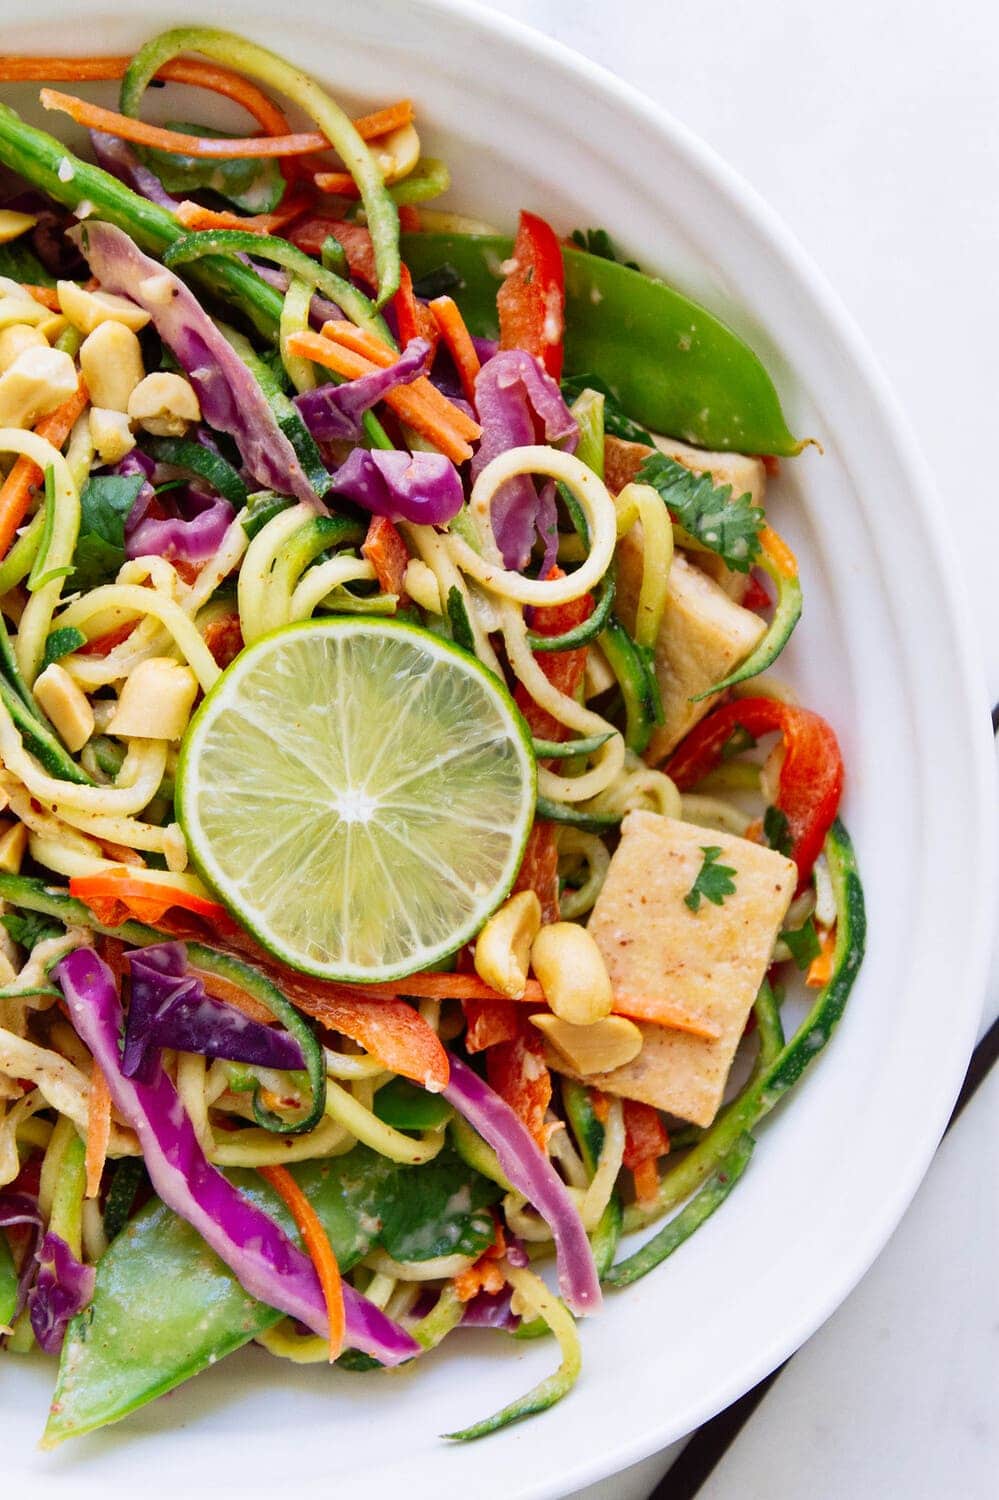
[583,753,682,821]
[0,429,80,685]
[279,276,318,394]
[363,1247,478,1281]
[55,585,222,691]
[613,482,673,647]
[405,522,504,673]
[579,1098,625,1231]
[324,1078,446,1165]
[679,793,754,836]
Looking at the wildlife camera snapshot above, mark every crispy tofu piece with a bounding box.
[563,811,796,1127]
[616,548,765,761]
[603,434,767,602]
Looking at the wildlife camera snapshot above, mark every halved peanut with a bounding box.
[0,820,28,874]
[374,123,420,184]
[474,890,542,998]
[403,558,442,614]
[0,210,38,245]
[530,1013,643,1075]
[33,663,94,753]
[89,407,136,465]
[530,922,613,1026]
[57,279,150,334]
[0,323,47,373]
[106,658,199,741]
[127,371,200,436]
[79,320,145,412]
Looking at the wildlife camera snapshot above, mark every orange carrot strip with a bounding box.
[806,928,836,987]
[174,194,314,235]
[286,330,477,463]
[85,1062,111,1200]
[630,1158,661,1207]
[760,524,798,580]
[316,322,481,439]
[39,90,328,158]
[19,283,61,311]
[258,1165,345,1361]
[429,295,481,404]
[351,100,414,140]
[0,381,88,559]
[313,172,359,197]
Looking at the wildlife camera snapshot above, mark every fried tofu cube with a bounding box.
[616,549,766,761]
[576,811,796,1126]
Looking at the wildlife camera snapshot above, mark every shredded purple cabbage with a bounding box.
[0,1190,43,1326]
[70,222,320,506]
[28,1233,95,1354]
[109,449,157,535]
[459,1288,519,1330]
[442,1054,600,1316]
[126,495,235,565]
[57,949,418,1365]
[89,132,180,210]
[295,338,431,442]
[331,449,463,526]
[471,350,578,570]
[123,942,304,1080]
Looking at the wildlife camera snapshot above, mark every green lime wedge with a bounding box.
[176,618,536,982]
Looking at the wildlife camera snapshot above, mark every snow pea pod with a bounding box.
[400,233,802,455]
[0,1231,17,1329]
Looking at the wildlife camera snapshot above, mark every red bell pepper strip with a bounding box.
[361,514,411,598]
[666,697,844,886]
[391,263,440,357]
[288,216,378,289]
[69,870,231,930]
[486,1024,552,1151]
[497,210,565,380]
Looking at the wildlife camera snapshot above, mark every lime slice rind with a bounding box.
[177,618,536,982]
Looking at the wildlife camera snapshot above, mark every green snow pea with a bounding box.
[0,1231,17,1330]
[45,1145,500,1445]
[400,232,803,455]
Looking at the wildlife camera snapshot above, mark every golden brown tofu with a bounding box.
[565,811,796,1127]
[603,434,767,602]
[616,549,766,762]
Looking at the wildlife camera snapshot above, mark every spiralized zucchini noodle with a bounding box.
[0,24,863,1453]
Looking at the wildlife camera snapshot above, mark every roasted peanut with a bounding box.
[530,1013,643,1075]
[530,922,613,1025]
[127,372,201,436]
[79,320,145,412]
[32,664,95,753]
[474,890,542,998]
[106,658,199,741]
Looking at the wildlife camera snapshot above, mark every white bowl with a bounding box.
[3,3,996,1496]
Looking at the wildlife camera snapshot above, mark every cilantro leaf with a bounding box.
[782,916,821,970]
[70,474,145,591]
[763,804,794,858]
[143,123,285,214]
[42,626,87,670]
[1,909,62,951]
[560,373,654,445]
[636,452,764,573]
[684,846,737,912]
[570,227,640,270]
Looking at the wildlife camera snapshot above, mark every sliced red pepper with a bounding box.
[486,1022,552,1151]
[497,210,565,380]
[622,1099,670,1170]
[391,263,440,357]
[463,996,524,1054]
[666,697,844,886]
[513,572,593,745]
[69,870,231,931]
[741,573,772,612]
[287,216,377,289]
[202,612,244,669]
[361,514,411,600]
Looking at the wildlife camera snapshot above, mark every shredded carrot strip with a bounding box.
[39,90,328,158]
[429,295,481,403]
[286,330,478,464]
[760,524,798,580]
[0,381,88,560]
[258,1164,345,1361]
[316,321,480,439]
[630,1158,661,1206]
[806,928,836,987]
[18,283,61,312]
[352,99,414,139]
[174,194,314,235]
[85,1063,111,1200]
[313,171,359,196]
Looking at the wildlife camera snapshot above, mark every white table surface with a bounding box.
[479,1,999,1495]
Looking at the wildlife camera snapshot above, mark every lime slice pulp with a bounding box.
[176,618,536,982]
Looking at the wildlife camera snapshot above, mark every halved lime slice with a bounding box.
[176,618,536,982]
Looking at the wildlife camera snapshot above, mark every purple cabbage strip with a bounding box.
[442,1054,600,1316]
[471,350,578,570]
[70,222,320,506]
[122,942,304,1080]
[459,1288,519,1331]
[28,1233,95,1355]
[249,262,341,327]
[0,1190,43,1325]
[111,449,157,534]
[57,949,418,1366]
[295,338,431,442]
[331,449,463,527]
[127,497,236,565]
[89,131,180,210]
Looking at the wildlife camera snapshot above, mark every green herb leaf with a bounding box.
[684,846,737,912]
[637,453,764,573]
[1,908,62,951]
[570,227,640,270]
[763,804,794,858]
[70,474,146,591]
[782,916,821,970]
[720,725,758,761]
[561,373,654,446]
[143,122,285,214]
[42,626,86,669]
